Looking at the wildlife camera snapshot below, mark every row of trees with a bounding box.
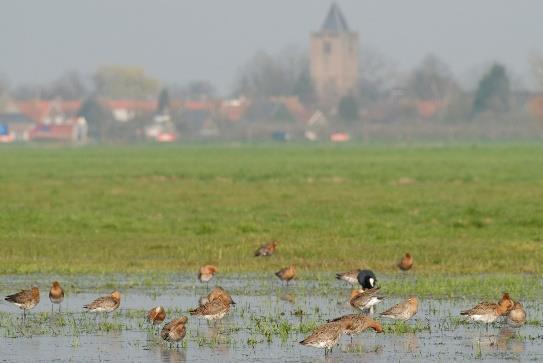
[2,48,543,121]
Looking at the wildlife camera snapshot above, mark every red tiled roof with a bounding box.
[183,100,216,111]
[16,100,82,122]
[102,99,157,112]
[29,124,75,141]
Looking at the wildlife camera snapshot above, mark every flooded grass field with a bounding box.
[1,274,542,362]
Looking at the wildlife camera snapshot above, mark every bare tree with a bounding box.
[234,46,314,102]
[358,45,400,104]
[406,54,459,100]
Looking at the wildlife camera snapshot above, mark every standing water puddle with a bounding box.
[0,275,541,362]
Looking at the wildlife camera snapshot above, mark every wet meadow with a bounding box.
[1,143,543,360]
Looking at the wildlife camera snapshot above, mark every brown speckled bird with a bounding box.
[300,320,347,356]
[254,240,279,257]
[380,297,418,321]
[160,316,188,348]
[147,306,166,326]
[507,301,526,327]
[49,281,64,313]
[349,287,384,314]
[275,265,296,285]
[83,291,121,313]
[190,291,235,321]
[198,265,218,285]
[199,286,235,306]
[461,293,514,325]
[328,314,383,343]
[398,253,413,271]
[5,287,40,322]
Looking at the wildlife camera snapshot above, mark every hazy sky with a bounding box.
[1,0,541,93]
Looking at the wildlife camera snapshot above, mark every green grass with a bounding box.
[1,143,543,279]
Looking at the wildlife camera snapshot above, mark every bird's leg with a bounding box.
[59,304,61,313]
[51,304,54,314]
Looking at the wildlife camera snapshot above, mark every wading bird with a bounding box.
[328,314,383,343]
[49,281,64,313]
[349,287,384,314]
[460,293,514,329]
[300,320,348,356]
[507,301,526,327]
[83,291,121,314]
[147,306,166,327]
[275,265,296,286]
[380,296,418,321]
[198,265,218,287]
[5,287,40,322]
[190,291,236,322]
[160,316,188,348]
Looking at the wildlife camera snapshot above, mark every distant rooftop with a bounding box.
[321,3,350,33]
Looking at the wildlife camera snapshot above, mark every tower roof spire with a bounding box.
[321,3,350,33]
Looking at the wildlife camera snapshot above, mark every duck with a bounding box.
[398,253,413,271]
[349,287,383,314]
[380,296,418,321]
[507,301,526,327]
[49,281,64,313]
[83,291,121,313]
[160,316,188,348]
[335,269,361,285]
[275,265,296,285]
[460,292,514,325]
[5,286,40,322]
[356,269,377,290]
[254,240,279,257]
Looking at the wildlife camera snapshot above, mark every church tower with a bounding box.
[310,3,359,107]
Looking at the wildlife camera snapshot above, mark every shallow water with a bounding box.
[1,275,542,362]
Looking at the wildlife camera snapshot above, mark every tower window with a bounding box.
[323,41,331,54]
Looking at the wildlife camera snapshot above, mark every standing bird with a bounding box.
[49,281,64,313]
[335,269,362,285]
[299,320,347,356]
[328,314,383,343]
[160,316,188,348]
[275,265,296,285]
[398,253,413,271]
[507,302,526,327]
[147,306,166,326]
[198,265,218,286]
[357,269,377,290]
[349,287,384,314]
[460,292,514,326]
[380,296,418,321]
[83,291,121,313]
[254,240,279,257]
[5,287,40,322]
[190,293,236,321]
